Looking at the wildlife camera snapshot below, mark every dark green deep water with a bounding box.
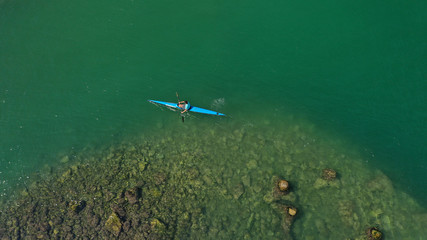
[1,0,426,238]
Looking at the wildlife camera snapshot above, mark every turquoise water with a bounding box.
[0,0,426,236]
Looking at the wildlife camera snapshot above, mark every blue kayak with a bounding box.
[148,100,226,116]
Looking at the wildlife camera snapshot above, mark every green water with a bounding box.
[1,0,426,237]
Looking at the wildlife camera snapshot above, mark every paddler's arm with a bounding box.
[178,101,184,109]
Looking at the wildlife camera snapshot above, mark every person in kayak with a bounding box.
[178,101,191,113]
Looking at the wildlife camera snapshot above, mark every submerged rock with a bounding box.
[138,161,147,171]
[232,183,245,200]
[277,204,298,236]
[150,218,166,233]
[278,180,289,192]
[272,176,291,199]
[322,168,337,180]
[287,207,297,217]
[125,187,141,205]
[60,155,69,164]
[105,212,122,236]
[366,227,383,240]
[68,200,86,214]
[111,203,126,218]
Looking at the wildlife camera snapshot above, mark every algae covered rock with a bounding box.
[366,227,383,240]
[125,187,141,205]
[322,168,337,180]
[105,212,122,236]
[150,218,166,233]
[60,155,69,164]
[138,161,148,171]
[68,200,86,214]
[277,204,298,236]
[111,203,126,218]
[232,183,245,200]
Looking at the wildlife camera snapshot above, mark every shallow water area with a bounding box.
[1,115,425,239]
[1,0,426,238]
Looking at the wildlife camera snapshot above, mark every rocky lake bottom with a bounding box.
[0,118,426,239]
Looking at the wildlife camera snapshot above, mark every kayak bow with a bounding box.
[148,100,226,116]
